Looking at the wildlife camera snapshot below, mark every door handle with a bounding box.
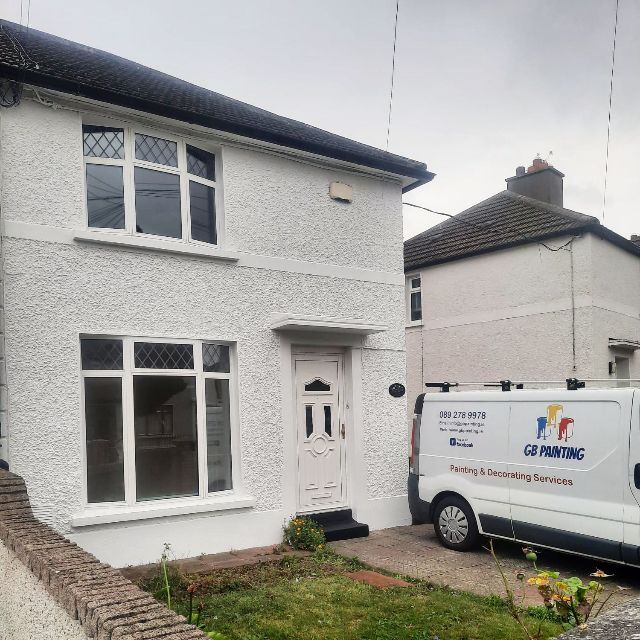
[341,423,345,439]
[635,464,640,490]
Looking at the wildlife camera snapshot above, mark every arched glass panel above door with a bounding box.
[304,378,331,392]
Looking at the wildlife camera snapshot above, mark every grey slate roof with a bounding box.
[404,190,640,271]
[0,20,433,190]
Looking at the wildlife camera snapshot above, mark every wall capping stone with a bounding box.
[0,470,208,639]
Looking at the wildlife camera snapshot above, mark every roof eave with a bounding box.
[2,64,433,184]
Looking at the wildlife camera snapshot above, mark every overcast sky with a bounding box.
[1,0,636,240]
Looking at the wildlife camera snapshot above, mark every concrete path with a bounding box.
[331,524,640,609]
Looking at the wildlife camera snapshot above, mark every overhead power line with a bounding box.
[385,0,399,151]
[402,201,501,235]
[602,0,620,223]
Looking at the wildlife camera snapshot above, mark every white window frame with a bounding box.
[80,335,241,511]
[406,274,423,325]
[82,117,224,247]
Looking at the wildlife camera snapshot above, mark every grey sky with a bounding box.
[0,0,636,241]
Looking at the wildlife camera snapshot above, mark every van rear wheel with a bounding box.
[433,496,479,551]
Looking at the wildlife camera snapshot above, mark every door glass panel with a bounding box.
[305,379,331,392]
[205,379,232,492]
[86,164,125,229]
[305,405,313,438]
[324,405,332,436]
[84,377,124,503]
[133,375,198,500]
[134,167,181,238]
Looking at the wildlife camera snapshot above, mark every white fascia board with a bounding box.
[270,313,387,335]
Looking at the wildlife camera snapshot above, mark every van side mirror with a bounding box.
[635,464,640,490]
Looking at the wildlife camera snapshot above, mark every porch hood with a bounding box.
[269,313,387,335]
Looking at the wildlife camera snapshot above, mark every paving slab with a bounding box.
[331,524,640,610]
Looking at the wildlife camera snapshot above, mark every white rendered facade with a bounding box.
[0,96,414,567]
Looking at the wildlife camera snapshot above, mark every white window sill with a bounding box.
[74,230,240,262]
[406,321,424,328]
[71,493,256,527]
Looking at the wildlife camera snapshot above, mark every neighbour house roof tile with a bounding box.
[404,190,640,271]
[0,20,434,190]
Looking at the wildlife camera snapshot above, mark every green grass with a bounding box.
[139,551,565,640]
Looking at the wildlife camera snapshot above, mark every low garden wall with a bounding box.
[558,597,640,639]
[0,469,206,640]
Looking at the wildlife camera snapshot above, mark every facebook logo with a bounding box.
[449,438,457,446]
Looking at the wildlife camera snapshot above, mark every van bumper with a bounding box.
[408,473,431,524]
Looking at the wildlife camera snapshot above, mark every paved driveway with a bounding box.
[331,525,640,608]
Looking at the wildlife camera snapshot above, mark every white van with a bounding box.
[408,386,640,565]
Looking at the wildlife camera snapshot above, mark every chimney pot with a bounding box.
[516,166,525,177]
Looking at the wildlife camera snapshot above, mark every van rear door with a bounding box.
[508,394,626,562]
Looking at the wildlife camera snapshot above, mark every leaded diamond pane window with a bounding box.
[134,342,194,369]
[135,134,178,167]
[203,343,230,373]
[187,145,215,180]
[83,125,125,159]
[81,339,123,370]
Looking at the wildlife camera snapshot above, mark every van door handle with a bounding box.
[635,464,640,489]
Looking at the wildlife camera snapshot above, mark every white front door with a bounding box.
[294,355,346,511]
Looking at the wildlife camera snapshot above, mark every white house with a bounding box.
[405,158,640,406]
[0,21,434,567]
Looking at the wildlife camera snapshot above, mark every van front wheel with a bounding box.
[433,497,479,551]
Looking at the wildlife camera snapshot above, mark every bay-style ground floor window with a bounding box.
[81,336,235,506]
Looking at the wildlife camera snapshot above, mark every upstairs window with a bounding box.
[82,124,219,245]
[408,275,422,323]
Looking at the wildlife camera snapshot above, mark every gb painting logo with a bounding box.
[524,404,585,461]
[536,404,575,442]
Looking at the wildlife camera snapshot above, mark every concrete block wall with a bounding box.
[0,470,206,640]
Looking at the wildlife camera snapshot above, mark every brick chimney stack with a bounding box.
[505,158,564,207]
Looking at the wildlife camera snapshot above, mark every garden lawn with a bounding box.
[139,551,565,640]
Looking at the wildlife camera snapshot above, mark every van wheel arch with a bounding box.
[430,492,480,528]
[430,491,466,519]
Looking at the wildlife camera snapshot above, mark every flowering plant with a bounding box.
[523,549,616,626]
[283,516,325,551]
[527,571,602,624]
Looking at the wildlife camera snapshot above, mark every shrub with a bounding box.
[283,516,325,551]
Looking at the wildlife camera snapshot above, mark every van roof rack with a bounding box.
[425,378,640,392]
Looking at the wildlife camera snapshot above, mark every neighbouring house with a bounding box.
[0,21,434,567]
[404,158,640,404]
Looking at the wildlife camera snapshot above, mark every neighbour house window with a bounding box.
[82,124,219,245]
[408,276,422,322]
[81,337,234,505]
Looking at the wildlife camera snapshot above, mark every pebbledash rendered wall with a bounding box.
[406,232,640,406]
[0,98,409,567]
